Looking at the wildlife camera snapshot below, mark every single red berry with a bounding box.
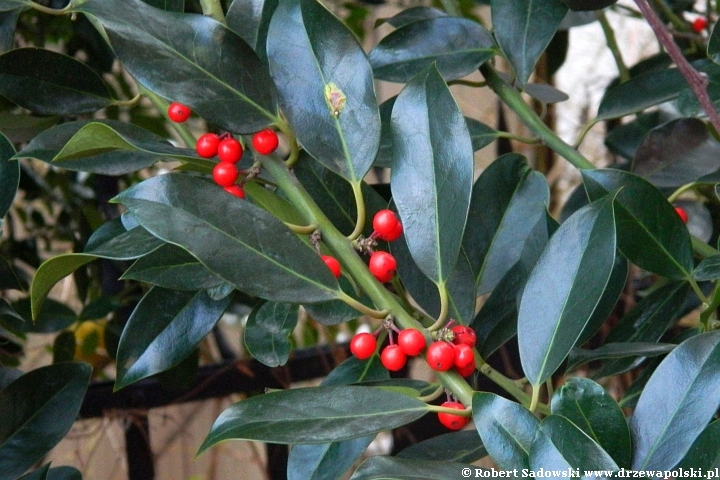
[223,185,245,199]
[213,162,239,187]
[380,344,407,371]
[321,255,341,279]
[252,128,279,155]
[692,17,708,33]
[381,221,403,242]
[451,325,477,348]
[218,137,243,164]
[167,102,191,123]
[426,341,455,372]
[398,329,426,357]
[350,332,377,360]
[369,251,397,283]
[675,206,689,224]
[453,343,475,369]
[455,361,476,378]
[373,210,399,237]
[438,401,469,430]
[196,133,220,158]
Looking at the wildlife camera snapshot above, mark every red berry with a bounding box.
[675,206,689,224]
[350,332,376,360]
[381,222,403,242]
[218,137,243,164]
[373,210,399,237]
[398,329,426,357]
[692,17,708,33]
[438,401,469,430]
[453,343,475,369]
[455,362,476,377]
[213,162,239,187]
[167,102,191,122]
[321,255,341,279]
[426,341,454,371]
[452,325,476,348]
[196,133,220,158]
[369,251,396,283]
[252,128,279,155]
[223,185,245,199]
[380,344,407,371]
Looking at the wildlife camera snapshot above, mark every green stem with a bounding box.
[597,11,631,83]
[347,181,366,241]
[416,384,445,403]
[477,354,550,415]
[692,235,720,259]
[428,404,473,416]
[141,86,197,148]
[29,1,72,14]
[338,291,389,319]
[112,93,142,107]
[199,0,226,24]
[667,182,696,203]
[480,65,596,170]
[284,222,318,235]
[529,385,540,413]
[260,155,475,406]
[572,119,599,149]
[495,132,541,145]
[688,277,710,305]
[428,283,450,331]
[699,281,720,332]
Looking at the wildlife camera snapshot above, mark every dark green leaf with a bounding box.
[0,0,28,10]
[122,244,223,290]
[582,169,693,279]
[605,111,663,161]
[243,181,305,225]
[198,386,429,450]
[630,330,720,470]
[0,255,24,291]
[14,298,76,334]
[593,281,693,379]
[397,430,487,463]
[385,6,446,28]
[226,0,277,62]
[562,0,618,10]
[693,254,720,281]
[518,194,617,387]
[567,342,676,372]
[53,330,76,364]
[0,10,19,54]
[369,17,495,83]
[267,0,379,182]
[350,457,482,480]
[632,118,720,188]
[17,464,49,480]
[466,117,499,151]
[288,436,375,480]
[244,301,298,367]
[75,0,278,133]
[0,113,59,145]
[321,355,389,386]
[142,0,183,10]
[116,287,231,389]
[473,392,540,470]
[709,21,720,65]
[676,419,720,470]
[390,64,474,283]
[0,367,21,390]
[464,154,550,294]
[551,377,631,468]
[46,466,82,480]
[0,47,113,115]
[30,255,95,321]
[597,67,686,120]
[530,415,618,473]
[0,298,24,337]
[0,131,17,219]
[0,363,91,479]
[85,218,164,258]
[491,0,568,86]
[114,173,341,303]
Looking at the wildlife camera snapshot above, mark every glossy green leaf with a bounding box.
[597,67,685,120]
[397,430,487,463]
[463,154,550,294]
[244,301,298,367]
[0,9,18,54]
[116,287,231,389]
[605,111,663,161]
[199,386,429,450]
[350,457,481,480]
[390,64,474,283]
[14,298,76,334]
[0,367,21,390]
[369,17,495,83]
[676,419,720,470]
[0,363,91,479]
[142,0,183,11]
[562,0,617,10]
[0,298,25,337]
[473,392,540,470]
[530,415,618,473]
[0,0,31,8]
[466,117,500,151]
[693,254,720,281]
[17,464,49,480]
[115,173,340,303]
[518,194,617,387]
[384,6,446,28]
[631,330,720,470]
[227,0,277,62]
[0,131,17,219]
[593,281,692,379]
[289,436,374,480]
[75,0,278,133]
[122,244,223,290]
[0,47,113,115]
[567,342,675,372]
[491,0,568,86]
[550,377,631,468]
[583,169,693,279]
[267,0,379,182]
[709,22,720,65]
[321,355,389,386]
[243,181,305,225]
[632,118,720,188]
[50,122,211,174]
[0,113,59,145]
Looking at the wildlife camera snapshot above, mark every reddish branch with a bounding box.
[634,0,720,134]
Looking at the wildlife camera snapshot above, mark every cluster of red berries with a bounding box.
[674,206,689,224]
[426,325,477,377]
[167,102,280,199]
[349,327,425,371]
[368,209,402,282]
